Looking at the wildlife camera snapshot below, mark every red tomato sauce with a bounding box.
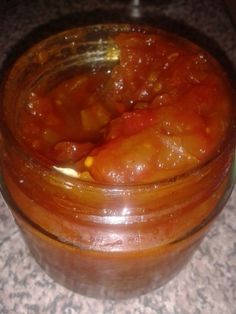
[18,32,233,184]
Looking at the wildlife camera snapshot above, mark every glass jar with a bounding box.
[0,24,235,299]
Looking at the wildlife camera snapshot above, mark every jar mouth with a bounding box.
[1,23,236,191]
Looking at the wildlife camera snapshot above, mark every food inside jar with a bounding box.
[18,31,234,184]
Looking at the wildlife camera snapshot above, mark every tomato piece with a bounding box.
[107,104,207,139]
[86,127,198,184]
[105,33,168,105]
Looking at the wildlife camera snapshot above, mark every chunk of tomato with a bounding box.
[87,127,199,184]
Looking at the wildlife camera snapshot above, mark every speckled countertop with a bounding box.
[0,0,236,313]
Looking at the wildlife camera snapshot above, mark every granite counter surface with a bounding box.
[0,0,236,313]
